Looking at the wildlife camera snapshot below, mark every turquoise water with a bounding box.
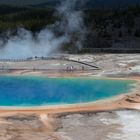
[0,76,135,106]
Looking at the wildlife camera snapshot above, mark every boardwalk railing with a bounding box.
[64,58,100,69]
[0,56,100,70]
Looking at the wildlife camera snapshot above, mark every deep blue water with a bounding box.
[0,76,135,106]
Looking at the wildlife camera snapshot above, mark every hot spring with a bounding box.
[0,76,135,107]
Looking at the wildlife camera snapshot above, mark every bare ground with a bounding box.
[0,54,140,140]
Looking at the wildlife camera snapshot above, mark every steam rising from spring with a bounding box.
[0,0,87,59]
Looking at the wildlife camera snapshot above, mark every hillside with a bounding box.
[0,0,51,6]
[0,2,140,53]
[0,0,140,8]
[86,0,140,9]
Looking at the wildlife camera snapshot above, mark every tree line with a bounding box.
[0,5,140,51]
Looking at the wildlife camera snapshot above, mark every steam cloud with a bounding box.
[0,0,87,59]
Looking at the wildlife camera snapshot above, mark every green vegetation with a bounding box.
[0,5,55,32]
[0,4,140,51]
[84,6,140,49]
